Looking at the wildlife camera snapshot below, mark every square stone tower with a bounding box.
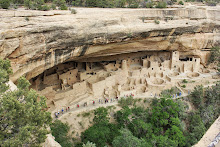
[171,51,179,69]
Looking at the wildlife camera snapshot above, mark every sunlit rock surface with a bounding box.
[0,6,219,81]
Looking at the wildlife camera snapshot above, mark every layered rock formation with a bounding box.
[0,6,220,81]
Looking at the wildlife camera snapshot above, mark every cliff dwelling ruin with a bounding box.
[29,50,218,111]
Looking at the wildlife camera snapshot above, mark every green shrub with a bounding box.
[40,4,50,11]
[208,46,220,63]
[54,0,67,10]
[83,141,96,147]
[182,79,188,83]
[93,107,109,124]
[11,3,18,9]
[82,112,90,117]
[60,3,67,10]
[33,0,45,10]
[189,85,204,109]
[178,1,184,5]
[24,0,49,10]
[50,120,73,147]
[128,3,139,8]
[146,2,153,8]
[50,3,56,10]
[72,0,81,6]
[156,1,166,8]
[25,17,29,21]
[206,1,217,6]
[81,123,119,147]
[161,87,181,98]
[154,19,160,24]
[182,85,186,88]
[208,46,220,71]
[114,0,126,8]
[24,0,32,9]
[0,0,10,9]
[70,8,77,14]
[118,96,134,107]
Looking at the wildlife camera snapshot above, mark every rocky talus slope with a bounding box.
[0,6,220,81]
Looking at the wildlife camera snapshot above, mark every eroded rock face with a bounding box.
[41,134,61,147]
[0,6,219,81]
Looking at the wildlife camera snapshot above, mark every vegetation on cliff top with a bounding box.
[1,0,218,9]
[0,59,52,146]
[209,46,220,71]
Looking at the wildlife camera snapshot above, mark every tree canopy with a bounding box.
[0,58,52,146]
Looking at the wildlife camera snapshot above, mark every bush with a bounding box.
[156,1,166,8]
[112,128,149,147]
[128,3,139,8]
[82,111,90,117]
[161,87,181,98]
[50,3,56,10]
[208,46,220,71]
[118,96,134,107]
[0,0,10,9]
[54,0,67,10]
[208,46,220,63]
[81,123,119,147]
[154,19,160,24]
[167,1,174,5]
[70,8,77,14]
[178,1,184,5]
[93,107,109,124]
[182,85,186,88]
[25,17,29,21]
[40,5,50,11]
[33,0,45,10]
[60,3,67,10]
[186,113,206,145]
[206,1,217,6]
[24,0,32,9]
[146,2,153,8]
[83,141,96,147]
[189,85,204,109]
[182,79,188,83]
[72,0,81,6]
[50,120,73,147]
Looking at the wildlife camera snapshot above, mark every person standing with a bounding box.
[55,112,58,118]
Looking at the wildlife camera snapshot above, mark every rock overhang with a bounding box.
[0,6,219,82]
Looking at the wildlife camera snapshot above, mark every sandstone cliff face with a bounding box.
[0,6,219,81]
[41,134,61,147]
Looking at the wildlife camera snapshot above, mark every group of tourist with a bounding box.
[54,107,70,118]
[172,92,182,98]
[54,91,190,118]
[54,94,135,118]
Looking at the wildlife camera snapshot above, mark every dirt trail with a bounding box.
[54,83,218,120]
[56,100,119,120]
[54,91,192,120]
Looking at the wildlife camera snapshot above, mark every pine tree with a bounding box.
[0,58,52,146]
